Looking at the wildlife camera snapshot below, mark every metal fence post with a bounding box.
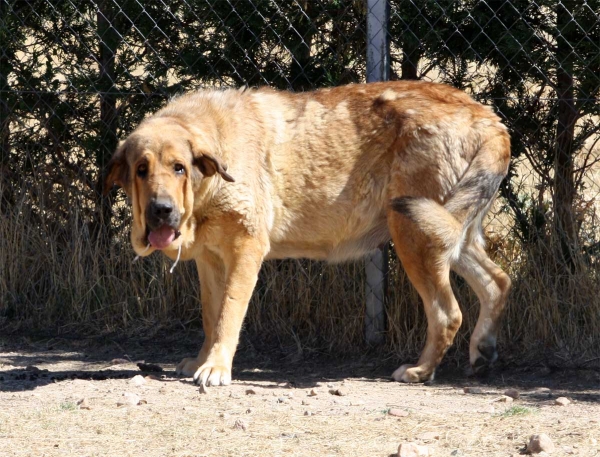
[365,0,389,345]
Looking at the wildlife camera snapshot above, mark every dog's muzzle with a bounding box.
[146,198,182,249]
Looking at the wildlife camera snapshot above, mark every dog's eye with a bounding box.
[174,163,185,175]
[137,163,148,177]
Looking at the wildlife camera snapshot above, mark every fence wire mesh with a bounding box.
[1,0,599,358]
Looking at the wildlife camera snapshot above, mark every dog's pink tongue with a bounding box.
[148,226,176,250]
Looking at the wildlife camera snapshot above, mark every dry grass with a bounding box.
[1,184,600,368]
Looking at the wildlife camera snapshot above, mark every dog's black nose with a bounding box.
[150,200,173,218]
[147,198,179,229]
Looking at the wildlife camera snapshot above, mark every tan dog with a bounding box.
[105,81,511,385]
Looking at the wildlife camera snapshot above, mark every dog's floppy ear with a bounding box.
[188,139,235,182]
[103,141,130,195]
[193,152,235,183]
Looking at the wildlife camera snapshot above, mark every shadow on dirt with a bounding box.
[1,333,599,403]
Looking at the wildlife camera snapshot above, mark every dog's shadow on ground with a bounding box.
[1,335,599,403]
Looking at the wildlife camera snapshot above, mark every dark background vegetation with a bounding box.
[1,0,599,366]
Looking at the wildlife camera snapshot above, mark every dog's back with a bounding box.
[242,81,510,263]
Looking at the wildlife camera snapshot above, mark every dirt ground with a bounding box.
[0,334,599,457]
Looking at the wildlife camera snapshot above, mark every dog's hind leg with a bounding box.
[388,210,463,383]
[452,241,511,374]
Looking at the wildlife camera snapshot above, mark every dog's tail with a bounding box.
[390,130,510,266]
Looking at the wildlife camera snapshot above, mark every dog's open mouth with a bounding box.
[146,225,181,250]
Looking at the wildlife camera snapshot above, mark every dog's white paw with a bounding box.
[193,364,232,386]
[391,364,434,383]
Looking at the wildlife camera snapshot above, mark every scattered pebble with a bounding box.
[304,410,313,416]
[398,442,431,457]
[491,395,513,403]
[504,389,520,399]
[233,419,248,431]
[77,398,91,410]
[329,388,348,396]
[117,392,141,407]
[308,389,318,397]
[302,400,311,406]
[277,397,289,404]
[463,386,483,394]
[245,389,257,395]
[130,375,146,386]
[527,433,555,454]
[388,408,409,417]
[555,397,570,406]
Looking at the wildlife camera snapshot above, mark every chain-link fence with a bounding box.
[1,0,599,362]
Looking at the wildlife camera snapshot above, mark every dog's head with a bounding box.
[104,117,234,256]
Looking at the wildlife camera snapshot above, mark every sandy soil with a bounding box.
[0,336,599,457]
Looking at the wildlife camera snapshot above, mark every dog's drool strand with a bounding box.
[169,244,182,274]
[132,243,151,263]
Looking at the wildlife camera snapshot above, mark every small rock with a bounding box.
[229,392,240,399]
[198,384,208,394]
[245,408,252,414]
[450,450,463,456]
[463,386,483,394]
[117,392,141,407]
[245,389,257,395]
[562,445,575,454]
[308,389,318,396]
[527,434,555,454]
[416,431,440,441]
[77,398,91,410]
[329,388,348,396]
[130,375,146,386]
[589,437,597,445]
[491,395,513,403]
[388,408,409,417]
[233,419,248,431]
[25,365,41,372]
[304,410,313,416]
[555,397,570,406]
[302,400,311,406]
[277,397,289,403]
[504,389,520,399]
[398,442,430,457]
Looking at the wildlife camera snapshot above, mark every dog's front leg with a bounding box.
[191,236,266,387]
